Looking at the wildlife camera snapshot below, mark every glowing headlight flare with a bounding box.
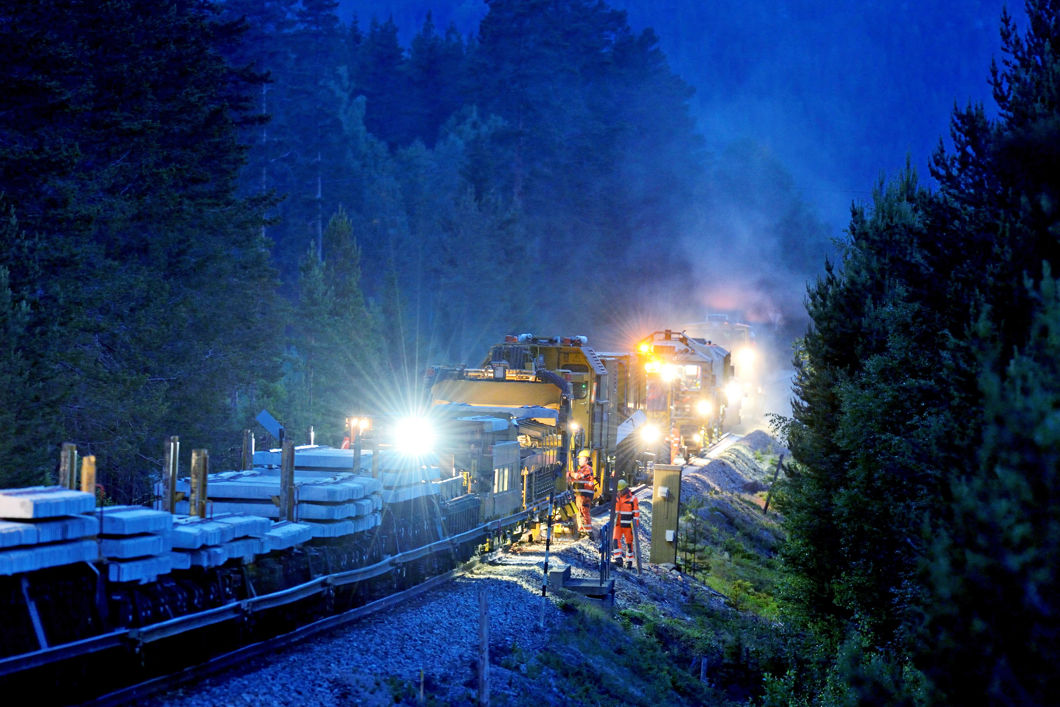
[348,416,371,432]
[725,380,743,405]
[392,416,436,457]
[644,359,661,373]
[639,423,661,444]
[692,431,703,444]
[695,399,713,417]
[735,346,757,373]
[660,363,679,382]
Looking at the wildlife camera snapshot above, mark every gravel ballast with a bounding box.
[143,428,787,707]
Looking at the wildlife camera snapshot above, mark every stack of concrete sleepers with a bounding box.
[378,462,442,504]
[264,520,314,551]
[252,445,369,473]
[0,486,99,576]
[258,447,444,504]
[169,512,280,569]
[171,470,383,540]
[98,505,174,583]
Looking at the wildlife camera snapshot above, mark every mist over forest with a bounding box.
[341,0,1007,211]
[339,0,1009,332]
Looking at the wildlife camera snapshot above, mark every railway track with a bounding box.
[86,549,503,707]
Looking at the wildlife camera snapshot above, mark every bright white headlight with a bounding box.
[696,399,713,416]
[393,416,436,456]
[640,423,661,444]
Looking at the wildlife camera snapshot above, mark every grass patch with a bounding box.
[679,504,785,621]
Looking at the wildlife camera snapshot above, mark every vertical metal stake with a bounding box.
[165,436,180,513]
[241,430,254,471]
[190,449,208,518]
[59,443,77,489]
[80,456,97,500]
[280,440,295,522]
[21,577,48,650]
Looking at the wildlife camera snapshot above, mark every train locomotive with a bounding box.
[635,329,737,461]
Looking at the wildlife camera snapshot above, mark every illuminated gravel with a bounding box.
[145,487,724,706]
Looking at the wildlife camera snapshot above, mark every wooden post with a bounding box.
[763,455,784,514]
[280,440,295,521]
[632,495,644,575]
[605,468,618,578]
[59,443,77,489]
[165,436,180,513]
[539,492,554,629]
[478,588,490,706]
[80,456,96,500]
[190,449,208,518]
[241,430,254,471]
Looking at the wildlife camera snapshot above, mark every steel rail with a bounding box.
[84,566,465,707]
[87,544,521,705]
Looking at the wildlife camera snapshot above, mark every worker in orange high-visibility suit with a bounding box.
[612,479,640,568]
[567,452,596,535]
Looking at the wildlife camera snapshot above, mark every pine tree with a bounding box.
[402,13,467,147]
[0,205,63,487]
[923,272,1060,703]
[287,208,381,441]
[355,16,408,146]
[778,169,943,643]
[470,0,704,331]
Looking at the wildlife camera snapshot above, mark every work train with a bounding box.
[0,329,743,702]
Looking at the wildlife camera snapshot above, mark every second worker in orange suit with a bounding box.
[612,479,639,568]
